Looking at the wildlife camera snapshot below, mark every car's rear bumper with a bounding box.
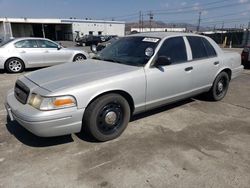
[5,89,85,137]
[232,65,244,80]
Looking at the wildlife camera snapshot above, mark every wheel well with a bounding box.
[73,53,86,60]
[221,68,232,80]
[4,57,25,69]
[87,90,135,114]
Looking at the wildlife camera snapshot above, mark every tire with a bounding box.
[5,58,25,73]
[83,94,131,142]
[73,54,86,62]
[207,71,230,101]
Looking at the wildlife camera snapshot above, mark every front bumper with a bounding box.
[5,89,85,137]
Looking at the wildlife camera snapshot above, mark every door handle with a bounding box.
[214,61,219,65]
[44,50,49,53]
[20,51,26,53]
[185,67,193,72]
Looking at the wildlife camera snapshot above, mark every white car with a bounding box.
[5,32,243,141]
[0,37,89,73]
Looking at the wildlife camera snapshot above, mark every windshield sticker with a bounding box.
[142,38,160,43]
[145,47,154,57]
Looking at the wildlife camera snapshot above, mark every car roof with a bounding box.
[128,32,204,39]
[13,37,53,42]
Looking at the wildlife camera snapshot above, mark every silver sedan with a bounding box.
[0,37,89,73]
[5,32,243,141]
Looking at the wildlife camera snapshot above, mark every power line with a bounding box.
[151,0,233,13]
[152,1,250,16]
[101,0,235,20]
[154,9,249,25]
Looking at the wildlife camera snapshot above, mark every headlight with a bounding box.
[28,94,76,110]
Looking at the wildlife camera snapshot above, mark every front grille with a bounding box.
[14,80,30,104]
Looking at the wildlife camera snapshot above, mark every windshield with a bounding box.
[0,39,14,47]
[95,36,160,66]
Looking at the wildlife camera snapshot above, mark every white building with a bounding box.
[131,27,186,33]
[0,18,125,41]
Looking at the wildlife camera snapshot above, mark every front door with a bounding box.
[36,39,71,65]
[145,36,192,110]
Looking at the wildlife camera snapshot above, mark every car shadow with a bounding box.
[0,67,46,74]
[131,98,194,122]
[5,118,74,147]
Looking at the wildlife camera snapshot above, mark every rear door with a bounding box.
[185,36,219,94]
[14,39,45,67]
[145,36,193,110]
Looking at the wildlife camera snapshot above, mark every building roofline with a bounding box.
[0,17,125,24]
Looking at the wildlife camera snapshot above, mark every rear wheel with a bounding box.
[207,71,230,101]
[73,54,86,62]
[5,58,25,73]
[83,94,131,142]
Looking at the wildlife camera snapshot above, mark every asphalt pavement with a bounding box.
[0,53,250,187]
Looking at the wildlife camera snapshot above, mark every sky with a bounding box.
[0,0,250,28]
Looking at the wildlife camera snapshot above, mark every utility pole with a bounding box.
[139,11,141,32]
[221,21,224,45]
[197,11,201,32]
[148,11,153,32]
[141,13,144,32]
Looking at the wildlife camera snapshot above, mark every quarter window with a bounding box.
[158,37,187,64]
[37,40,58,48]
[14,40,38,48]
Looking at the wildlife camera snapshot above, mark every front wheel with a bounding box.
[73,54,86,62]
[83,94,131,142]
[207,72,230,101]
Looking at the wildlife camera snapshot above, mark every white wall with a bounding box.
[131,27,186,32]
[72,22,125,40]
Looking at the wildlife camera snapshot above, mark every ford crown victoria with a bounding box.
[5,32,243,141]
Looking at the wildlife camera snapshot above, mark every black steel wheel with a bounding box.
[83,94,131,141]
[207,71,230,101]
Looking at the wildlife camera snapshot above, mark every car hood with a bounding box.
[24,59,141,92]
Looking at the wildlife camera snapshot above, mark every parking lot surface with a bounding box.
[0,66,250,187]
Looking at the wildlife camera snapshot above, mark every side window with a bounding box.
[158,37,187,64]
[187,36,208,60]
[37,40,58,48]
[14,40,38,48]
[202,38,217,57]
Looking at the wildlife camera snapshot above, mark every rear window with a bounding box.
[187,36,208,60]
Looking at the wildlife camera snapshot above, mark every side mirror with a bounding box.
[57,45,62,50]
[154,56,172,66]
[90,44,97,53]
